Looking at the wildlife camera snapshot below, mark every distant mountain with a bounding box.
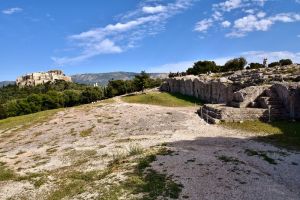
[0,81,15,87]
[71,72,168,85]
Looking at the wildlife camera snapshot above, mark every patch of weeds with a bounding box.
[115,138,133,143]
[157,147,174,156]
[16,150,26,155]
[68,128,76,136]
[0,162,16,181]
[128,145,144,156]
[124,151,183,199]
[218,155,245,165]
[46,180,85,200]
[79,126,94,137]
[245,149,277,165]
[17,172,48,188]
[46,147,58,155]
[98,144,106,149]
[33,132,43,137]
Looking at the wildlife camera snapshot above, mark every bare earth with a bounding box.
[0,97,299,200]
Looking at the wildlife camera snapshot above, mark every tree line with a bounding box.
[0,71,162,119]
[169,58,294,77]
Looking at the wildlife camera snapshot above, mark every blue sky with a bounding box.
[0,0,300,81]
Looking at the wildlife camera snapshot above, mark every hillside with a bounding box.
[0,81,15,87]
[71,72,168,85]
[0,92,299,199]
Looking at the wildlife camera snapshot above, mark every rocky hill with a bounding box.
[71,72,168,85]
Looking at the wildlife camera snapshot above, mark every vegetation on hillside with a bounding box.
[169,58,295,77]
[0,71,161,119]
[122,92,202,107]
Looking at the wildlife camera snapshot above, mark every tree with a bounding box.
[268,62,280,68]
[133,71,150,92]
[187,61,219,75]
[279,59,293,66]
[81,87,103,104]
[248,63,264,69]
[222,57,247,72]
[27,94,42,112]
[63,90,81,107]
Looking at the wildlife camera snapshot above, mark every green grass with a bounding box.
[221,120,300,150]
[0,162,15,181]
[122,92,202,107]
[45,147,182,200]
[0,108,62,132]
[79,126,95,137]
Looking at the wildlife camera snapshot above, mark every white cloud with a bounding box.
[221,21,231,28]
[142,5,166,14]
[257,11,266,18]
[228,13,300,37]
[194,19,213,32]
[53,0,194,65]
[213,0,242,12]
[297,34,300,37]
[296,0,300,3]
[2,7,22,15]
[195,0,269,34]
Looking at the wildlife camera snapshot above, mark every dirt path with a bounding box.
[0,99,299,200]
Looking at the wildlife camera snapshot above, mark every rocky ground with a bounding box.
[0,96,299,200]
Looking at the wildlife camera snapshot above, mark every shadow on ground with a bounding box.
[156,136,300,200]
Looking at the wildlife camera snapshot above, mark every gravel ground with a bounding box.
[0,97,299,200]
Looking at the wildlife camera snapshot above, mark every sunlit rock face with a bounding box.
[16,70,72,87]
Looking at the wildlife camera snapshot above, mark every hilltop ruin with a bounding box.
[161,64,300,123]
[16,70,72,87]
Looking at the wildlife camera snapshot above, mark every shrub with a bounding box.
[187,61,220,75]
[268,62,280,68]
[222,57,247,72]
[248,63,264,69]
[279,59,293,66]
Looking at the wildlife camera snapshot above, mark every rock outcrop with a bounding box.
[16,70,72,87]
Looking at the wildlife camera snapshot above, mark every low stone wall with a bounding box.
[231,85,271,108]
[199,104,268,124]
[161,76,236,104]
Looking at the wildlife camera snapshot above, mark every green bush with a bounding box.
[248,63,264,69]
[222,57,247,72]
[187,61,220,75]
[268,62,280,68]
[279,59,293,66]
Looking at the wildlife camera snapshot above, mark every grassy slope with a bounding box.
[0,108,63,132]
[122,92,202,107]
[221,121,300,150]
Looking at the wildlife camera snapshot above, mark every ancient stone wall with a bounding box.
[161,76,300,120]
[161,76,235,104]
[272,83,300,119]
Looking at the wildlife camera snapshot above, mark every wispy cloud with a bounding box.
[2,7,23,15]
[53,0,194,65]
